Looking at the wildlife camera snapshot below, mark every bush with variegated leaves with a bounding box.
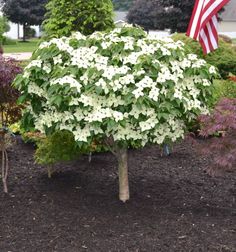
[14,26,217,202]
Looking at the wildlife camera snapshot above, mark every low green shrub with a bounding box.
[172,33,236,79]
[212,79,236,104]
[25,26,36,39]
[3,37,17,45]
[35,131,81,165]
[35,131,108,166]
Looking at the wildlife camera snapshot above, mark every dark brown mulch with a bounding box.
[0,140,236,252]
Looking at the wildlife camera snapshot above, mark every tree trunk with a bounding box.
[116,147,129,202]
[23,23,26,42]
[2,149,8,193]
[47,166,53,179]
[17,24,20,39]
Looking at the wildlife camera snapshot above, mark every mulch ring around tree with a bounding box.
[0,139,236,252]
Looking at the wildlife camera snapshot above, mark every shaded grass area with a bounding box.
[3,39,41,53]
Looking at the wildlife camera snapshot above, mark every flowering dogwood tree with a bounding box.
[14,26,217,202]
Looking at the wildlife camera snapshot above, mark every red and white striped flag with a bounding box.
[187,0,230,54]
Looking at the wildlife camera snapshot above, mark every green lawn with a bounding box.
[3,39,41,53]
[233,38,236,44]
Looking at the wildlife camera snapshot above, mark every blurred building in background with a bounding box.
[219,0,236,38]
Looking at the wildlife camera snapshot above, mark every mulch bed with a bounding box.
[0,140,236,252]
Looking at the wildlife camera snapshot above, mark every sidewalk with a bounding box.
[3,52,32,61]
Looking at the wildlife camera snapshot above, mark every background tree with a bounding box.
[0,16,10,53]
[128,0,225,33]
[128,0,195,33]
[112,0,133,11]
[127,0,160,31]
[43,0,114,38]
[1,0,47,41]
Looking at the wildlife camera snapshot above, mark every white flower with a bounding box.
[73,126,91,142]
[188,54,198,61]
[23,71,30,78]
[119,74,135,85]
[149,87,160,101]
[51,76,82,92]
[28,83,46,97]
[139,117,158,132]
[53,55,63,65]
[161,47,171,56]
[202,79,211,86]
[132,88,144,99]
[209,66,217,74]
[71,32,86,40]
[124,41,134,50]
[78,94,94,107]
[136,76,155,89]
[113,111,124,122]
[42,64,51,74]
[39,41,51,49]
[180,58,191,68]
[192,59,206,68]
[174,88,183,100]
[101,41,112,49]
[25,60,42,69]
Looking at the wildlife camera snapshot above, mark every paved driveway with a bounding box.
[3,52,32,61]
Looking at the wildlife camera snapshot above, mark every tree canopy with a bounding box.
[1,0,47,40]
[43,0,114,38]
[127,0,196,33]
[1,0,47,26]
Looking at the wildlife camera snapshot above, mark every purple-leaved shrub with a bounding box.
[199,98,236,175]
[0,55,22,126]
[0,55,22,193]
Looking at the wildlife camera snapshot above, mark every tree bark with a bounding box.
[17,23,20,39]
[116,147,129,202]
[2,149,8,193]
[23,23,26,42]
[47,166,53,179]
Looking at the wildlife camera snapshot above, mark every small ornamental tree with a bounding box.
[43,0,114,38]
[14,26,216,202]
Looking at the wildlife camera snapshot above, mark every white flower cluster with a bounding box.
[19,26,216,146]
[51,76,82,93]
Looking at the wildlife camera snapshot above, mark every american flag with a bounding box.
[187,0,230,54]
